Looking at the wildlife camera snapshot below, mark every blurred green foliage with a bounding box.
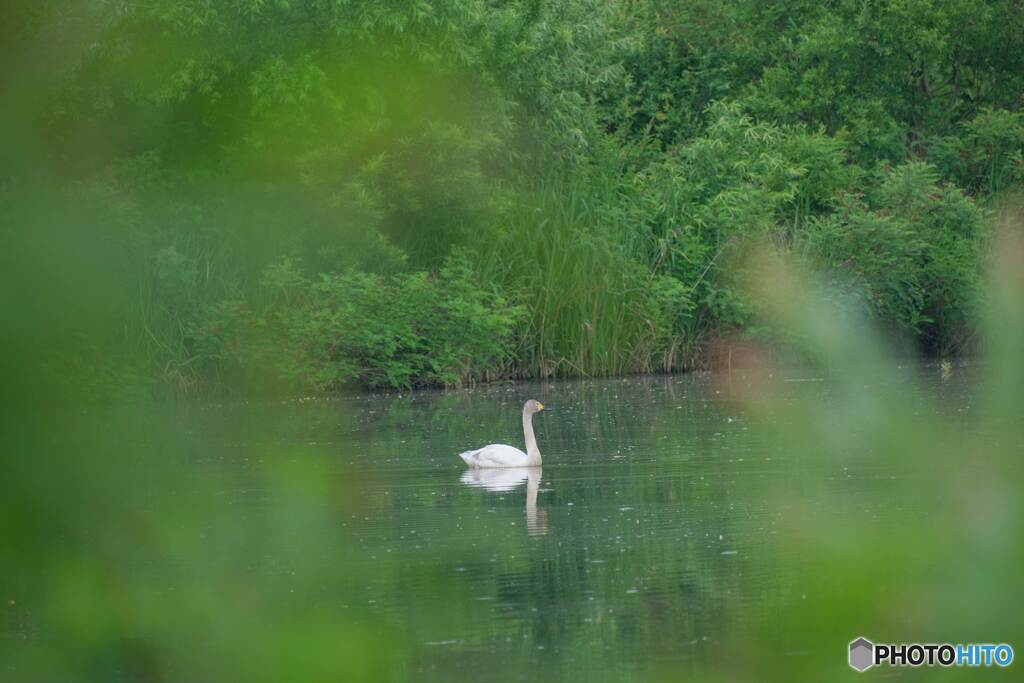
[4,6,1024,680]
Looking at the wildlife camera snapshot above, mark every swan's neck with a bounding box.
[522,412,542,465]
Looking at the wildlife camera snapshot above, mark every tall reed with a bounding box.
[478,171,676,379]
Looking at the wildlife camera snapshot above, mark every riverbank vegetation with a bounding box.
[4,1,1023,397]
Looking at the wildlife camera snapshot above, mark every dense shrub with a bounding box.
[629,104,856,339]
[801,163,988,352]
[932,109,1024,197]
[190,254,521,391]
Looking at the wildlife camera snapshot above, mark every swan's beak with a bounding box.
[537,402,545,411]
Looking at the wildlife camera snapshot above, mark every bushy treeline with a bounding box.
[3,0,1022,396]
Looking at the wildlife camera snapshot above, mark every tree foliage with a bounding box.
[2,0,1019,395]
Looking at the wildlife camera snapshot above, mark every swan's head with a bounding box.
[524,399,545,415]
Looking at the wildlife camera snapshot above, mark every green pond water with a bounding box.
[185,364,981,680]
[8,362,1009,681]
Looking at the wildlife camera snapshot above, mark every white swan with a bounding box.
[459,399,545,468]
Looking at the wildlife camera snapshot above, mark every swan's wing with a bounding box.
[459,444,528,468]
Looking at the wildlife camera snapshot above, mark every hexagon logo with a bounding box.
[849,637,874,671]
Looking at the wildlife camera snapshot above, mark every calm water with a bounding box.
[162,363,979,681]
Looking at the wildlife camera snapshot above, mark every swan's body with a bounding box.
[459,443,537,468]
[459,400,544,468]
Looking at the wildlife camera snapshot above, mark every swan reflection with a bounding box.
[460,467,548,536]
